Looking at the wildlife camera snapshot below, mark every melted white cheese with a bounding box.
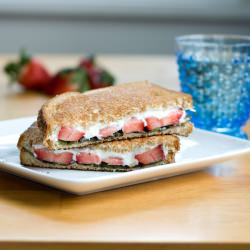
[48,107,186,142]
[33,144,168,167]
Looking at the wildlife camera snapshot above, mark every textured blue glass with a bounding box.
[176,35,250,139]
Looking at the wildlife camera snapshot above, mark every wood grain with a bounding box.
[0,55,249,250]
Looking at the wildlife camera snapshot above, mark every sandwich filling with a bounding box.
[33,143,169,167]
[50,107,187,143]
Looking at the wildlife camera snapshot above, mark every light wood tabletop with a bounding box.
[0,55,249,250]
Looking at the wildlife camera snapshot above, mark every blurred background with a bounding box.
[0,0,250,54]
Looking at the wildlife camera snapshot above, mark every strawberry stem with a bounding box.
[4,49,31,83]
[72,68,90,92]
[100,69,115,85]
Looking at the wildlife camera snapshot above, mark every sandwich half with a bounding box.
[18,123,180,172]
[38,80,193,150]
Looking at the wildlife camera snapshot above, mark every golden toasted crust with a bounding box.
[19,148,176,172]
[17,122,41,150]
[37,81,193,148]
[18,123,180,154]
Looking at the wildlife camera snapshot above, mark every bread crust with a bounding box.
[17,122,41,150]
[37,81,193,149]
[20,148,176,172]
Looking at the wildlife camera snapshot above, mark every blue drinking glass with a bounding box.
[176,34,250,139]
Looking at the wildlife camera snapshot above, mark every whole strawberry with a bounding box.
[45,67,90,95]
[79,55,115,89]
[4,50,51,90]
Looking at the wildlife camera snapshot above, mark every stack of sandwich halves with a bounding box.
[18,81,193,172]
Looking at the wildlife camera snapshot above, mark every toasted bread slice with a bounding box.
[18,123,179,172]
[38,81,193,149]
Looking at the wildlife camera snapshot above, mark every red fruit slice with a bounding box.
[122,118,144,133]
[103,157,124,166]
[99,126,118,138]
[34,148,73,164]
[135,145,164,165]
[145,117,162,130]
[161,109,183,127]
[58,126,85,141]
[76,152,101,164]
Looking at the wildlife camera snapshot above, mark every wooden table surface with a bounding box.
[0,55,250,250]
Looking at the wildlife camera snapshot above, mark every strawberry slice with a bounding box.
[34,148,73,164]
[99,126,118,138]
[103,157,124,166]
[58,127,85,141]
[145,117,162,130]
[122,118,144,133]
[146,110,183,131]
[76,152,101,164]
[161,109,183,127]
[135,145,164,165]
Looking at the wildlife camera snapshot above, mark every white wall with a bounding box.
[0,0,249,54]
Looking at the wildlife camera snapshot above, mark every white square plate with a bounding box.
[0,117,249,195]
